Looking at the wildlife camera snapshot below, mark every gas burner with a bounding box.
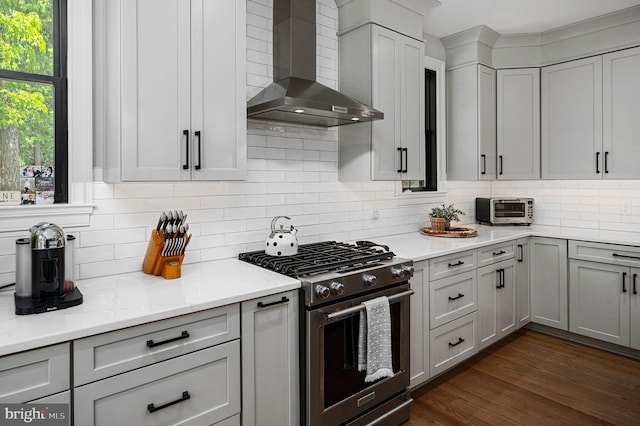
[238,240,395,277]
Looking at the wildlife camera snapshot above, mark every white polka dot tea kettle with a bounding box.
[265,216,298,256]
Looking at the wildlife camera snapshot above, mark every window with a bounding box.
[0,0,67,205]
[402,67,438,192]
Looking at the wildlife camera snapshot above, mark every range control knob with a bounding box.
[362,274,377,286]
[315,285,330,299]
[390,267,406,279]
[330,282,345,295]
[402,264,415,277]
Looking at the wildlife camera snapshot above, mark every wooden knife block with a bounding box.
[142,230,185,280]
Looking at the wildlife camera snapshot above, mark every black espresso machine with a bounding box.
[14,222,83,315]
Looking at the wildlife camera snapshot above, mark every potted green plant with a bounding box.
[428,203,465,232]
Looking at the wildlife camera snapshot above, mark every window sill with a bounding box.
[0,204,94,233]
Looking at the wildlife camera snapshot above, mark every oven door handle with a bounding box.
[324,290,414,321]
[365,397,414,426]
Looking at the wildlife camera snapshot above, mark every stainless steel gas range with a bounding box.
[239,240,414,426]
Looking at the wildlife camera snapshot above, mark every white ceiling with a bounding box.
[421,0,640,38]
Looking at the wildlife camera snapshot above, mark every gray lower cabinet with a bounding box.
[74,342,241,425]
[74,305,242,425]
[0,343,70,403]
[530,237,568,330]
[241,290,299,426]
[516,238,531,328]
[409,261,430,389]
[569,240,640,349]
[477,258,517,350]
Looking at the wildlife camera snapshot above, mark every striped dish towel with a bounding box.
[357,296,394,382]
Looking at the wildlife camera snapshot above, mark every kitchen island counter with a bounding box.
[0,258,299,356]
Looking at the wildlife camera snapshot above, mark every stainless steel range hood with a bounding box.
[247,0,383,127]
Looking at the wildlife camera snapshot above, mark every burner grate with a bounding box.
[238,240,394,277]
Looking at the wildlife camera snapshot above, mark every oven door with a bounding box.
[306,284,412,426]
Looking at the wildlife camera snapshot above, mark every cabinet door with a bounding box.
[478,65,497,181]
[241,291,299,426]
[497,68,540,180]
[541,56,603,179]
[516,239,531,328]
[190,0,246,180]
[569,260,630,346]
[371,25,401,180]
[530,238,568,330]
[399,35,425,180]
[631,268,640,350]
[409,261,429,389]
[477,259,515,350]
[602,46,640,179]
[121,0,191,181]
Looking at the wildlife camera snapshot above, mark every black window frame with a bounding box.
[0,0,68,203]
[402,67,438,192]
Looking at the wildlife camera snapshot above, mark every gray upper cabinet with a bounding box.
[602,46,640,179]
[447,64,496,180]
[339,24,425,181]
[541,56,603,179]
[497,68,540,180]
[98,0,246,182]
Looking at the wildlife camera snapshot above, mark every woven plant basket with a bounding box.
[430,217,448,232]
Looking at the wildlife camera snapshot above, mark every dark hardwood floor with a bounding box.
[408,329,640,425]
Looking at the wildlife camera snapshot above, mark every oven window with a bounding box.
[322,305,401,409]
[494,203,525,217]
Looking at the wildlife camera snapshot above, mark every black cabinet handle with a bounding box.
[634,274,638,295]
[604,151,609,174]
[147,391,190,413]
[403,148,408,173]
[501,269,505,288]
[448,293,465,301]
[495,268,504,289]
[397,147,403,173]
[612,253,640,261]
[492,250,506,256]
[257,296,289,309]
[195,130,201,170]
[448,260,464,268]
[518,244,524,262]
[481,154,486,175]
[448,337,465,347]
[499,155,503,175]
[623,272,627,293]
[183,130,189,170]
[596,152,600,174]
[146,330,190,348]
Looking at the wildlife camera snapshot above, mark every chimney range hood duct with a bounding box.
[246,0,383,127]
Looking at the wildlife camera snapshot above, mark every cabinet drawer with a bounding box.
[569,240,640,267]
[430,250,477,280]
[430,270,477,329]
[429,312,477,377]
[478,241,516,266]
[74,304,240,385]
[75,340,241,426]
[0,343,70,403]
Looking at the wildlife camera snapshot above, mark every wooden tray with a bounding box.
[420,227,478,238]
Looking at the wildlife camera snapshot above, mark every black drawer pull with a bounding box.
[397,147,403,173]
[481,154,486,175]
[257,296,289,309]
[492,250,506,256]
[596,152,600,174]
[194,130,201,170]
[146,330,190,348]
[448,261,464,268]
[634,274,638,295]
[612,253,640,261]
[518,244,524,262]
[448,293,465,301]
[623,272,627,293]
[448,337,465,347]
[147,391,190,413]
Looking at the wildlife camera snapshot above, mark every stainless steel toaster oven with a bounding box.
[475,197,534,225]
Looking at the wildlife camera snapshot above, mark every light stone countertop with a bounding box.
[2,224,639,356]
